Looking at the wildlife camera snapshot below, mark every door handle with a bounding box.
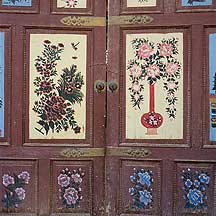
[108,80,118,92]
[95,80,106,93]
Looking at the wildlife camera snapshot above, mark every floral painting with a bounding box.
[126,33,184,139]
[209,34,216,141]
[127,0,156,7]
[129,168,153,209]
[181,168,210,210]
[2,171,31,209]
[0,32,4,138]
[29,34,87,139]
[57,0,87,8]
[2,0,32,7]
[57,168,85,208]
[181,0,212,6]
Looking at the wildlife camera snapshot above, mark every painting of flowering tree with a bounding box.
[127,33,183,137]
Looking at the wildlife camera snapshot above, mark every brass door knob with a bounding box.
[95,80,106,93]
[108,80,118,92]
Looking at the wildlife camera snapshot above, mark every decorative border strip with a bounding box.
[61,148,105,157]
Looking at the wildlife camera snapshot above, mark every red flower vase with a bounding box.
[141,84,163,135]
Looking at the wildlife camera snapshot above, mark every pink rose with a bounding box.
[132,83,141,92]
[15,188,26,200]
[129,64,142,78]
[63,187,79,205]
[166,62,179,75]
[160,43,173,56]
[137,43,153,59]
[2,174,15,187]
[146,64,160,78]
[18,171,30,184]
[167,82,176,89]
[57,174,70,187]
[71,173,82,184]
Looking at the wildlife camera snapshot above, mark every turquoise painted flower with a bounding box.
[138,172,151,187]
[187,189,203,206]
[139,190,152,206]
[184,179,192,188]
[194,180,200,188]
[199,174,210,185]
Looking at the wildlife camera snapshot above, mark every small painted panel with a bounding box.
[129,168,153,209]
[52,161,92,214]
[57,168,85,208]
[209,33,216,142]
[127,0,156,7]
[126,33,183,139]
[57,0,87,8]
[120,160,161,215]
[29,34,87,139]
[0,160,37,213]
[0,32,4,138]
[181,0,212,6]
[2,0,32,7]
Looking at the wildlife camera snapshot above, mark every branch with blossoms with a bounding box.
[2,171,30,209]
[32,40,84,135]
[128,37,182,119]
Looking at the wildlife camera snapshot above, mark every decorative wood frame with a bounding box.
[120,27,192,147]
[176,0,216,13]
[51,0,93,15]
[120,0,163,14]
[0,0,39,13]
[0,26,11,146]
[23,27,94,146]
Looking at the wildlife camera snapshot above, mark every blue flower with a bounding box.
[194,180,200,188]
[130,175,136,182]
[138,172,151,187]
[199,174,210,185]
[129,187,135,195]
[139,190,152,206]
[184,179,192,188]
[187,189,203,206]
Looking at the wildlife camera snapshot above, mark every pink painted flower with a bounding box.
[18,171,30,184]
[71,173,82,184]
[15,188,26,200]
[166,62,179,75]
[63,187,79,205]
[2,174,15,187]
[57,174,70,187]
[167,82,176,89]
[129,64,142,78]
[146,64,160,78]
[138,43,153,59]
[132,83,141,92]
[159,43,173,56]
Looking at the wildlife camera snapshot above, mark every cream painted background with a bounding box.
[29,34,87,139]
[127,0,156,7]
[126,33,184,139]
[57,0,87,8]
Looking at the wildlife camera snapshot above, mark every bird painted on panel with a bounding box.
[187,0,206,5]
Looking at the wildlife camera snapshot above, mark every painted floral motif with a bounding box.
[2,0,32,6]
[181,168,210,210]
[58,168,84,208]
[128,37,181,119]
[129,168,153,209]
[2,171,30,209]
[32,40,84,135]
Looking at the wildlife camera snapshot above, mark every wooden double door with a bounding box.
[0,0,216,215]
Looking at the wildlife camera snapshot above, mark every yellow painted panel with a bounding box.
[29,34,87,139]
[127,0,156,7]
[126,33,184,139]
[57,0,87,8]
